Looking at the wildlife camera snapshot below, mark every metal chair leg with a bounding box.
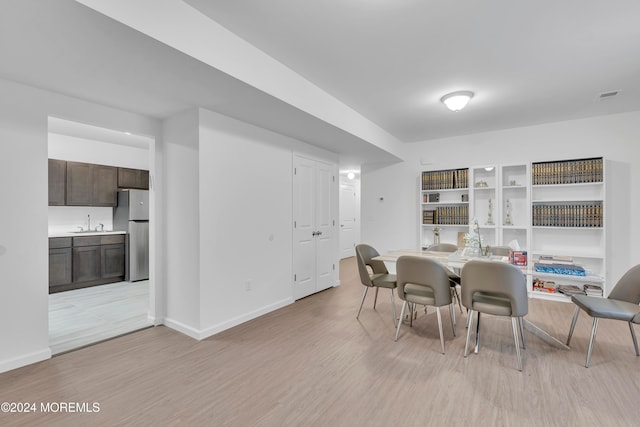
[518,317,526,349]
[566,305,580,346]
[436,306,445,354]
[452,285,463,314]
[464,309,474,357]
[449,303,456,336]
[373,287,379,309]
[390,288,397,327]
[512,317,523,371]
[474,312,481,354]
[629,322,639,356]
[356,287,368,319]
[395,301,407,341]
[585,318,599,368]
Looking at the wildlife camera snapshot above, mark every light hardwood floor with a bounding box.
[49,280,152,355]
[2,257,640,426]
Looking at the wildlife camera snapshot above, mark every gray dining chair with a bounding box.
[566,264,640,367]
[461,260,528,371]
[395,255,455,353]
[426,243,463,315]
[355,244,397,325]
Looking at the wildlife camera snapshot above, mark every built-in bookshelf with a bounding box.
[420,168,469,249]
[530,157,606,301]
[418,157,606,302]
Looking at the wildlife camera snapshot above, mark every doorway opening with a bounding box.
[47,117,156,355]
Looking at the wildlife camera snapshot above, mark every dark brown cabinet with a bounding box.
[49,234,126,293]
[73,245,102,283]
[48,159,66,206]
[65,161,117,207]
[118,167,149,190]
[49,237,72,289]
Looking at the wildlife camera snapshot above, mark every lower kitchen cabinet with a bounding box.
[49,234,126,293]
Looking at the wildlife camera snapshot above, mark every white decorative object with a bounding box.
[504,199,513,226]
[486,198,495,225]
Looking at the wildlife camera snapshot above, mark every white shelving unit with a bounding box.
[418,157,606,302]
[420,168,469,249]
[499,163,530,252]
[529,157,606,301]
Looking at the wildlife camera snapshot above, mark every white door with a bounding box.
[292,155,336,300]
[339,184,356,259]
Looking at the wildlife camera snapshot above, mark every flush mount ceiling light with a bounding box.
[347,172,355,180]
[441,91,474,111]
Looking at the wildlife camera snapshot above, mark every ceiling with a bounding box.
[2,0,640,167]
[185,0,640,142]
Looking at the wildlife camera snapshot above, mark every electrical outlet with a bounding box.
[245,280,251,291]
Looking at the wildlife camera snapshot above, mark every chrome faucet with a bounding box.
[96,223,104,232]
[87,214,91,232]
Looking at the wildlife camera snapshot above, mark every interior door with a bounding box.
[292,156,336,299]
[314,160,335,292]
[339,184,356,259]
[292,156,316,299]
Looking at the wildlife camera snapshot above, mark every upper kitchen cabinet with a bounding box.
[48,159,66,206]
[66,161,117,207]
[118,167,149,190]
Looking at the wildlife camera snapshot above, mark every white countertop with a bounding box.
[49,230,127,238]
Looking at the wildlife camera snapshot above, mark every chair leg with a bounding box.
[566,305,580,346]
[356,287,369,319]
[585,318,599,368]
[629,322,639,357]
[518,317,526,349]
[474,312,481,354]
[436,306,445,354]
[373,287,379,309]
[452,285,463,314]
[449,303,456,337]
[512,317,523,371]
[464,309,474,357]
[395,301,407,341]
[390,288,397,327]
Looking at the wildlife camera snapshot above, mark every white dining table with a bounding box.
[373,249,570,350]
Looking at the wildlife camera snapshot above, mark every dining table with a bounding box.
[373,249,570,350]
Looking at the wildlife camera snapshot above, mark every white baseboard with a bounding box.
[164,298,294,341]
[198,297,294,340]
[162,317,202,340]
[0,348,51,374]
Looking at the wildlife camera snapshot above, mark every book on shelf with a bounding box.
[532,157,603,185]
[557,284,585,296]
[534,263,586,276]
[538,255,574,265]
[583,284,603,296]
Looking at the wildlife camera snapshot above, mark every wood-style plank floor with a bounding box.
[49,280,152,355]
[2,257,640,426]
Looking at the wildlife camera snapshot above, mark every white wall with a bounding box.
[0,78,159,373]
[161,108,339,339]
[362,111,640,286]
[162,109,201,335]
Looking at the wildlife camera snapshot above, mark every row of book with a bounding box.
[421,168,468,190]
[532,157,603,185]
[422,206,469,225]
[532,203,603,227]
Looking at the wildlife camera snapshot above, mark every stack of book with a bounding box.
[534,255,586,276]
[583,284,603,296]
[557,285,585,296]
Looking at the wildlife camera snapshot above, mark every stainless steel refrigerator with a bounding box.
[113,189,149,281]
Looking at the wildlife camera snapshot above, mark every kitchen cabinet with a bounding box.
[118,167,149,190]
[65,161,117,206]
[48,159,66,206]
[49,237,72,289]
[49,234,126,293]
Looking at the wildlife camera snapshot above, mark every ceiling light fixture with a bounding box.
[347,172,355,180]
[441,91,474,112]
